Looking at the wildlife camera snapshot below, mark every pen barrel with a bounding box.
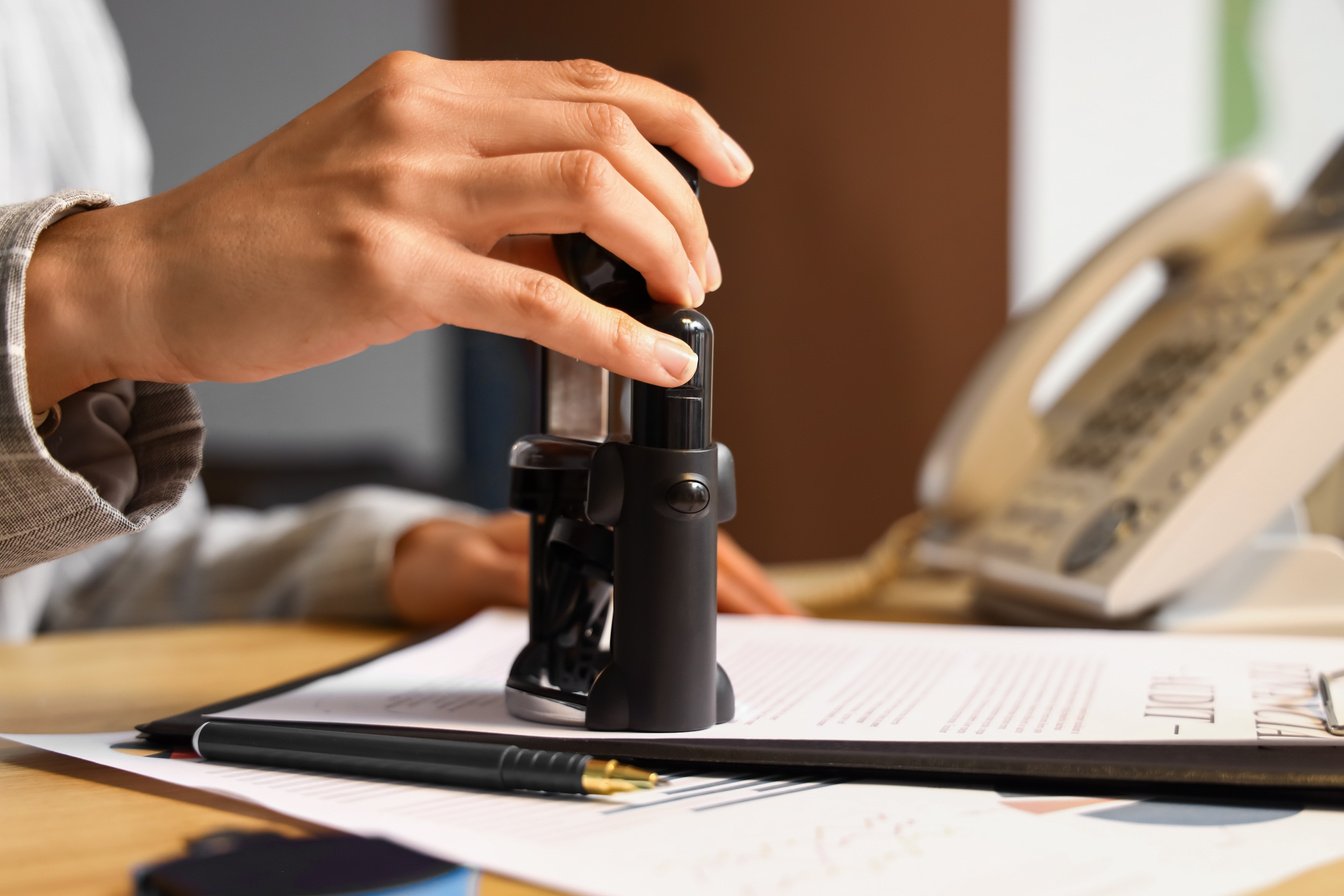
[194,723,589,794]
[497,746,590,792]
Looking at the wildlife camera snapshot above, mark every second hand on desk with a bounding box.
[186,721,658,796]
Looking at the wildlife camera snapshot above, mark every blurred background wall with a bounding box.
[1015,1,1344,413]
[101,0,1344,562]
[455,2,1013,562]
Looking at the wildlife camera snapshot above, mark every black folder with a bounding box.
[138,633,1344,804]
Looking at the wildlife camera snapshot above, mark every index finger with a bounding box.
[443,252,700,388]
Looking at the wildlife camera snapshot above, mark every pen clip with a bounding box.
[1317,670,1344,736]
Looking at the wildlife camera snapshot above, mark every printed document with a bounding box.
[216,609,1339,744]
[7,729,1344,896]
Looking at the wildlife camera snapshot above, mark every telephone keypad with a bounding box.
[1053,235,1342,486]
[1057,339,1217,474]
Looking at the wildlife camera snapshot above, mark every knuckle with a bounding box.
[514,272,569,324]
[671,93,711,133]
[361,82,435,139]
[369,50,431,83]
[678,188,708,241]
[655,90,712,141]
[580,102,634,145]
[557,58,621,92]
[556,149,613,198]
[610,313,645,358]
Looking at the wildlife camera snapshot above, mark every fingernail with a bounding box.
[720,129,754,177]
[705,240,723,292]
[655,337,698,383]
[687,260,705,307]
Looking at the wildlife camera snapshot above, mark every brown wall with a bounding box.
[456,2,1011,562]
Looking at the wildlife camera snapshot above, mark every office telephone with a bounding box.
[906,141,1344,626]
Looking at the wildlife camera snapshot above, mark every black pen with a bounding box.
[188,720,658,796]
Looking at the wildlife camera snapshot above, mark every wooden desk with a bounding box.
[2,606,1342,896]
[0,623,547,896]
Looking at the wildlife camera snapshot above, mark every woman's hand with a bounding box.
[388,511,800,629]
[24,54,753,411]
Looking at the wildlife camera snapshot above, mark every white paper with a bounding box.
[9,729,1344,896]
[218,609,1341,745]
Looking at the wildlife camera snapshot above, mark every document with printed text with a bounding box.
[10,611,1344,895]
[8,729,1344,896]
[216,609,1341,745]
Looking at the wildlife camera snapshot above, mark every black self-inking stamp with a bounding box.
[504,150,735,732]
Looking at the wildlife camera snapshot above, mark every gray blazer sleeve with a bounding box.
[0,192,203,577]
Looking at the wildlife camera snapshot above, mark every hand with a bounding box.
[388,511,801,628]
[23,54,754,411]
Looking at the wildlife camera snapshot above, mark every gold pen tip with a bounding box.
[583,758,658,794]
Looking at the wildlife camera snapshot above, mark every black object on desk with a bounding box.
[135,830,471,896]
[503,146,736,733]
[190,720,657,796]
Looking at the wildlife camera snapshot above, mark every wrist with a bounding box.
[24,206,140,410]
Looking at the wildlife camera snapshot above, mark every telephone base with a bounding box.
[975,533,1344,636]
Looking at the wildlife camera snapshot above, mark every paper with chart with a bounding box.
[8,729,1344,896]
[216,609,1340,745]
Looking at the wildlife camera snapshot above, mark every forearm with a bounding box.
[39,484,482,632]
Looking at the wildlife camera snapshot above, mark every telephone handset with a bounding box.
[915,142,1344,620]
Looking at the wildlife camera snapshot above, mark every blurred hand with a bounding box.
[388,511,801,628]
[24,54,753,411]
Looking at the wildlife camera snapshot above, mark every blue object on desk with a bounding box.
[134,831,476,896]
